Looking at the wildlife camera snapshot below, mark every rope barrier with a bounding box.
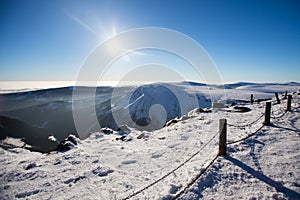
[227,125,264,145]
[271,105,284,113]
[227,93,300,144]
[173,155,219,199]
[292,105,300,110]
[290,98,299,109]
[271,99,279,104]
[291,97,300,109]
[271,108,287,119]
[122,132,219,200]
[227,113,264,128]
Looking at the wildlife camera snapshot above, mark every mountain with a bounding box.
[109,83,211,131]
[0,83,211,152]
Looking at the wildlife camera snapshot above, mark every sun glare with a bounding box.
[100,22,118,41]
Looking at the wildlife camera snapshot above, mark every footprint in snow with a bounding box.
[151,153,163,158]
[167,143,179,148]
[64,175,86,184]
[92,166,114,177]
[24,163,37,170]
[180,135,189,140]
[121,160,137,165]
[15,190,40,198]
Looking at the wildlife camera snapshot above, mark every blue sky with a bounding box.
[0,0,299,83]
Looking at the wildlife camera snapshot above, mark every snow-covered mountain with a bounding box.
[0,82,210,152]
[108,83,211,132]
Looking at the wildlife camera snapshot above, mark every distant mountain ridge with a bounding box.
[181,81,300,89]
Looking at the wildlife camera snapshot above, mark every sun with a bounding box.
[100,21,117,41]
[97,22,127,57]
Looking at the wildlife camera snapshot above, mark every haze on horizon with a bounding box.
[1,0,300,84]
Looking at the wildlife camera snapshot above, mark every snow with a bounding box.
[180,108,300,199]
[0,82,300,199]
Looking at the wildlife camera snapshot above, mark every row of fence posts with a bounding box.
[251,91,288,104]
[218,93,293,156]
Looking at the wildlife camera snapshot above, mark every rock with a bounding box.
[165,114,195,127]
[230,102,237,106]
[116,135,132,142]
[137,132,150,140]
[233,106,251,113]
[66,135,78,145]
[56,141,75,151]
[137,133,145,139]
[116,136,126,141]
[48,136,57,143]
[100,127,114,135]
[165,118,181,127]
[188,108,212,116]
[55,134,80,152]
[197,108,212,113]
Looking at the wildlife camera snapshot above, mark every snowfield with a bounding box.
[0,82,300,199]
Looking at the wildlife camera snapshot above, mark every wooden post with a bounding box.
[218,119,227,156]
[250,94,254,104]
[284,91,287,99]
[275,93,280,104]
[263,102,271,125]
[287,95,292,111]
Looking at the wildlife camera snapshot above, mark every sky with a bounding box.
[0,0,300,84]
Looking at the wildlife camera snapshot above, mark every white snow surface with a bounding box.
[0,83,300,199]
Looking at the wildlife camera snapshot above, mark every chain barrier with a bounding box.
[122,132,219,200]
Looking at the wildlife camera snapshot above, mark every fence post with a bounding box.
[263,102,271,125]
[287,95,292,111]
[284,91,287,99]
[218,119,227,156]
[275,93,280,104]
[250,94,254,104]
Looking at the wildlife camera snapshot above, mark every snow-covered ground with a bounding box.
[180,101,300,199]
[0,82,300,199]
